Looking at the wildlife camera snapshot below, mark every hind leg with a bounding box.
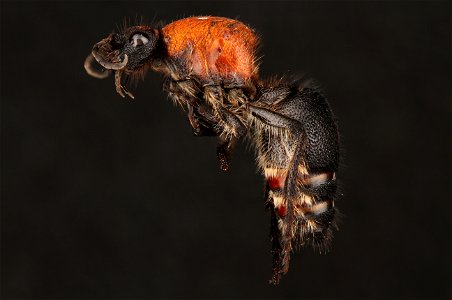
[250,87,339,284]
[248,104,307,284]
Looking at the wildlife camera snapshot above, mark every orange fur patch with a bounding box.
[162,16,259,82]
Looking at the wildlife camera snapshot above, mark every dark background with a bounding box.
[1,1,450,299]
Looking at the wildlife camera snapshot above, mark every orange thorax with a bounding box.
[162,16,259,83]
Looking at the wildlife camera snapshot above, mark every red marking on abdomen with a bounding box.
[275,205,286,218]
[268,176,285,190]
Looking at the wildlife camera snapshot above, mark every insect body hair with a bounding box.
[85,16,341,285]
[247,78,340,284]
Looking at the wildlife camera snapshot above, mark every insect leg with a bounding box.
[268,140,305,285]
[203,84,250,171]
[216,108,247,171]
[114,70,135,99]
[163,77,222,136]
[187,104,222,136]
[264,183,284,285]
[248,103,307,284]
[252,84,340,283]
[248,104,302,134]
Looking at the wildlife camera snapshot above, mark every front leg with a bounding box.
[163,77,220,136]
[115,71,135,99]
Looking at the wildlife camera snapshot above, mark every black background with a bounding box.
[1,1,451,299]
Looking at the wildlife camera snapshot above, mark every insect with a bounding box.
[84,16,340,285]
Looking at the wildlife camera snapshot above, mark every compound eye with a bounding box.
[130,33,149,47]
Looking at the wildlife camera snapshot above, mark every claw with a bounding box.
[217,150,230,171]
